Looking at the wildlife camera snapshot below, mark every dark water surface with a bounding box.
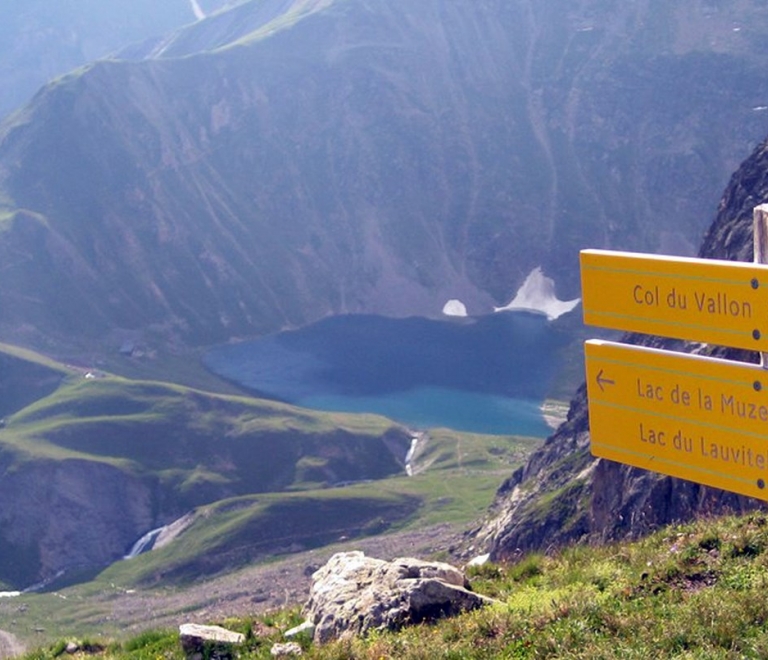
[204,312,568,436]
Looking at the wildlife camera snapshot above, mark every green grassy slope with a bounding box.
[0,343,418,588]
[0,432,538,644]
[101,489,422,586]
[0,425,539,642]
[0,342,541,594]
[17,512,768,659]
[0,340,542,640]
[97,428,540,588]
[0,342,69,418]
[3,371,411,497]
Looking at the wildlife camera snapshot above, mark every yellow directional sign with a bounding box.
[586,339,768,500]
[581,249,768,351]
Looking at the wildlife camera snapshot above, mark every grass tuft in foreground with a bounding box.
[17,511,768,659]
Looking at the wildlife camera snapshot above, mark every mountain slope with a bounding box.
[0,346,415,589]
[477,137,768,559]
[0,0,243,121]
[3,0,768,350]
[0,342,540,592]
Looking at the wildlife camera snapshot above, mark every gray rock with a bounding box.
[270,642,303,657]
[284,620,315,639]
[178,623,245,660]
[305,551,496,643]
[466,553,490,567]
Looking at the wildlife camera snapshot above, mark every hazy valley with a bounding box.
[3,0,768,653]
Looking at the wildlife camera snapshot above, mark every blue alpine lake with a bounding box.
[204,312,568,437]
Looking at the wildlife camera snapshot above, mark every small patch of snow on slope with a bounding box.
[494,267,580,320]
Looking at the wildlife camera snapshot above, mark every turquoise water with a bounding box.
[299,387,549,436]
[204,312,567,437]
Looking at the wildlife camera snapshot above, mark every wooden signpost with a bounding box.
[581,204,768,499]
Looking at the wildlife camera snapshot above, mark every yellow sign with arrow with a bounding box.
[586,339,768,500]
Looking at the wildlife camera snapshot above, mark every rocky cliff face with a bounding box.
[477,139,768,560]
[3,0,768,352]
[0,458,153,588]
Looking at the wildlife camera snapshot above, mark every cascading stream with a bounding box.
[124,526,167,560]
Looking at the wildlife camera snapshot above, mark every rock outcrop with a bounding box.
[179,623,244,660]
[304,551,495,643]
[270,642,303,657]
[0,458,153,588]
[478,138,768,559]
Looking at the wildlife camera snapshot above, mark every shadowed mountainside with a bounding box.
[3,0,768,351]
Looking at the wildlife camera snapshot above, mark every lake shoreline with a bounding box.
[205,312,571,437]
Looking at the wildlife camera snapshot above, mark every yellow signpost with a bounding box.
[581,204,768,499]
[580,249,768,352]
[586,339,768,500]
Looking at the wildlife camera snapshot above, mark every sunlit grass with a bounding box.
[13,513,768,659]
[0,342,73,374]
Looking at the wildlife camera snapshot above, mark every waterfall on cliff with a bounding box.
[124,527,166,560]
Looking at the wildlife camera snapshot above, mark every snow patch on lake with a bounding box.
[442,299,468,317]
[495,267,580,320]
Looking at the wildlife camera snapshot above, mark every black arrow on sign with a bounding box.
[596,369,615,392]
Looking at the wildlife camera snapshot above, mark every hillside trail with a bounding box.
[0,630,24,659]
